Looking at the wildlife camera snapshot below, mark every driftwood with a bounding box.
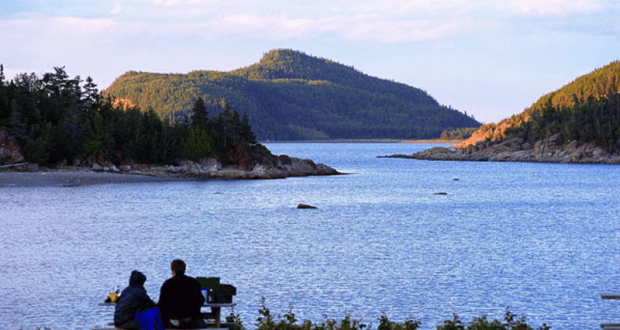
[0,162,29,169]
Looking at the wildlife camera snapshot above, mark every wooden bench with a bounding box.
[97,302,237,329]
[92,328,220,330]
[601,324,620,330]
[601,294,620,329]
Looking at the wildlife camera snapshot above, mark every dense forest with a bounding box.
[439,127,479,140]
[458,60,620,150]
[105,49,481,140]
[0,65,266,168]
[504,91,620,152]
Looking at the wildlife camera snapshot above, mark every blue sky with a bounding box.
[1,0,619,123]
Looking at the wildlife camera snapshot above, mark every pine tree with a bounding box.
[241,111,257,144]
[191,97,208,130]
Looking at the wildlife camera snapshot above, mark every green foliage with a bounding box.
[250,301,547,330]
[104,49,482,140]
[471,60,620,147]
[378,314,420,330]
[434,308,550,330]
[179,127,214,161]
[226,309,245,330]
[255,298,369,330]
[439,127,479,140]
[0,66,266,167]
[192,97,209,129]
[504,92,620,152]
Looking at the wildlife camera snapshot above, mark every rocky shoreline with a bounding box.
[0,155,340,187]
[1,128,341,185]
[381,133,620,164]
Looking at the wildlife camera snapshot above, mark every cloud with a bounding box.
[213,6,498,42]
[344,16,498,42]
[110,3,122,15]
[507,0,604,17]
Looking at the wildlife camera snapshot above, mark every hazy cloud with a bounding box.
[507,0,604,17]
[2,0,617,123]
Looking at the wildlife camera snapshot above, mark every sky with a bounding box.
[1,0,619,124]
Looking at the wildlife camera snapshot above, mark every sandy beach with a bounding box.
[0,170,186,188]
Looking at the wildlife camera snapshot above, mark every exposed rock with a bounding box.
[85,155,341,180]
[1,130,340,180]
[383,135,620,164]
[0,130,26,165]
[92,162,104,171]
[14,163,39,172]
[297,203,318,209]
[200,157,222,171]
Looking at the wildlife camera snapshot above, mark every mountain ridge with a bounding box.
[104,49,480,141]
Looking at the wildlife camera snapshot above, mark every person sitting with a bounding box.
[158,259,207,329]
[114,270,162,330]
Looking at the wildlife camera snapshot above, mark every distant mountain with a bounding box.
[104,49,481,141]
[454,60,620,149]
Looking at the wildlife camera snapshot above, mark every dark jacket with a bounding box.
[158,274,205,322]
[114,270,157,326]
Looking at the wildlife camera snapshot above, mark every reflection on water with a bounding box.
[1,143,620,330]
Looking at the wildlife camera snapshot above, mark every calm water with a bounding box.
[2,143,620,330]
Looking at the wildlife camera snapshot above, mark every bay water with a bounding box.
[1,143,620,330]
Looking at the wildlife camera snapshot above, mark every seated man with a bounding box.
[158,259,207,329]
[114,270,161,329]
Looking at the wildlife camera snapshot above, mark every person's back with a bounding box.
[114,270,157,329]
[158,259,206,328]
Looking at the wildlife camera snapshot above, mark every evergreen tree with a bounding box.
[83,76,98,108]
[241,111,257,144]
[191,97,208,130]
[0,67,266,168]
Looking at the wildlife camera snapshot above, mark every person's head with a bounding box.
[129,270,147,287]
[171,259,186,277]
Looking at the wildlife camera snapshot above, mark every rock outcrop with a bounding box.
[0,130,39,171]
[0,130,25,164]
[297,203,318,209]
[80,155,340,179]
[382,134,620,164]
[0,129,340,178]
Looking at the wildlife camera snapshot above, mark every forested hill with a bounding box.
[105,49,481,141]
[454,60,620,149]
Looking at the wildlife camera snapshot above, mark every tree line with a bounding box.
[460,60,620,147]
[495,61,620,152]
[505,91,620,152]
[439,127,479,140]
[0,65,264,167]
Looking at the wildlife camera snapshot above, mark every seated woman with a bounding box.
[114,270,164,330]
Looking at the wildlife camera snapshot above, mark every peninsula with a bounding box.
[0,65,339,184]
[383,60,620,164]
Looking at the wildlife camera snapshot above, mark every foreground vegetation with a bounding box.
[222,302,550,330]
[105,49,481,140]
[0,66,267,168]
[22,301,551,330]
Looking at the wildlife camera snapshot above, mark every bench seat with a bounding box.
[93,328,228,330]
